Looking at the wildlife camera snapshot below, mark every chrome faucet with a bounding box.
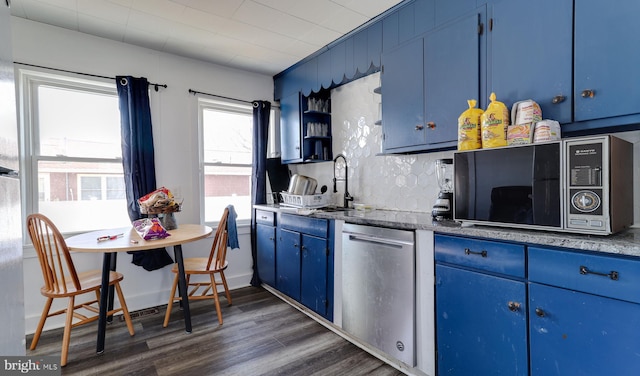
[333,153,353,208]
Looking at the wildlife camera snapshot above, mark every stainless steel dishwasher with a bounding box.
[341,223,416,366]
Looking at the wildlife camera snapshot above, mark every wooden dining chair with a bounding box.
[26,214,135,366]
[163,207,232,326]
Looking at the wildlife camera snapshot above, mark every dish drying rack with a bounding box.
[280,192,331,209]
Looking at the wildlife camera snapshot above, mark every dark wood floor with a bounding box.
[26,286,406,376]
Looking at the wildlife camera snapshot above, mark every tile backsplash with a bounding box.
[290,72,640,225]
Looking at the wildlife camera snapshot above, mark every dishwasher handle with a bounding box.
[345,233,412,249]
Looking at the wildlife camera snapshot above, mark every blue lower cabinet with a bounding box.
[300,234,329,317]
[276,214,333,321]
[277,228,302,301]
[436,264,528,376]
[529,283,640,376]
[256,223,276,287]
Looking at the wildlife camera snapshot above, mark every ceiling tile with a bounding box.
[331,0,401,18]
[169,0,244,18]
[126,9,174,37]
[177,7,230,33]
[234,2,319,40]
[19,0,78,29]
[130,0,186,21]
[77,0,131,25]
[319,7,368,34]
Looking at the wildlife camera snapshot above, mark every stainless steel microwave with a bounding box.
[453,135,633,235]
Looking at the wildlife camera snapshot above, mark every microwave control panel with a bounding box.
[564,135,633,235]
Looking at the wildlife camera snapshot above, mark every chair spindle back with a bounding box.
[206,208,229,271]
[26,214,81,294]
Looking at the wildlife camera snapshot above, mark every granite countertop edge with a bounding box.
[254,205,640,258]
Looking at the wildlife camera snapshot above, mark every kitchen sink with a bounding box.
[317,206,354,213]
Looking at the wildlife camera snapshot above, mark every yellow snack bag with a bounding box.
[457,99,483,150]
[481,92,509,148]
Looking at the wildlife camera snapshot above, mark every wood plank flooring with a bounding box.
[26,286,406,376]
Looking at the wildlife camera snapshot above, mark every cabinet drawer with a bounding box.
[529,246,640,304]
[255,210,275,226]
[435,234,525,277]
[280,213,328,238]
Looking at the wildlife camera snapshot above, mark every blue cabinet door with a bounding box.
[280,92,302,163]
[435,0,477,27]
[574,0,640,122]
[300,234,328,317]
[425,10,482,147]
[276,228,301,300]
[256,223,276,287]
[489,0,572,124]
[529,283,640,376]
[436,264,528,376]
[381,38,426,151]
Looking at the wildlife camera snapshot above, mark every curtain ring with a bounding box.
[252,101,259,108]
[120,77,128,86]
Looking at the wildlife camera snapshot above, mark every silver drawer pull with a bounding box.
[579,265,619,281]
[464,248,487,258]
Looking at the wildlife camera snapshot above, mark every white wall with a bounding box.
[12,17,272,334]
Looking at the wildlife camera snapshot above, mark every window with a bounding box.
[199,99,256,224]
[21,70,130,233]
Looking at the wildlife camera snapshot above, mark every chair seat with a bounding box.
[170,258,228,274]
[40,270,124,298]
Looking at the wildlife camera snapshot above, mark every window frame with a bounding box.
[19,68,125,236]
[197,98,255,228]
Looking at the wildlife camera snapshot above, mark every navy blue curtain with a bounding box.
[117,76,173,271]
[250,100,271,286]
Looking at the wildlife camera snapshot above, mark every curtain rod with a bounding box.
[188,89,278,108]
[188,89,254,104]
[14,62,168,92]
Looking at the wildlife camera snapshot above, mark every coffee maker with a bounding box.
[432,158,454,220]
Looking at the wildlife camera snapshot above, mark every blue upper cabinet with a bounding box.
[300,58,318,97]
[488,0,573,123]
[381,38,426,151]
[317,51,332,90]
[382,7,482,153]
[331,40,346,86]
[573,0,640,124]
[280,92,302,163]
[425,9,482,147]
[352,28,369,75]
[382,10,399,52]
[414,0,436,36]
[435,0,477,27]
[367,20,383,71]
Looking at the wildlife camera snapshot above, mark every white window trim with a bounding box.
[197,97,254,227]
[18,68,121,236]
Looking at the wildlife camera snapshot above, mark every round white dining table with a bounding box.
[66,224,213,354]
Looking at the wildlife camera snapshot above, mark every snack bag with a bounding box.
[481,92,509,148]
[508,100,542,145]
[138,186,181,214]
[533,120,561,143]
[457,99,484,150]
[132,218,171,240]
